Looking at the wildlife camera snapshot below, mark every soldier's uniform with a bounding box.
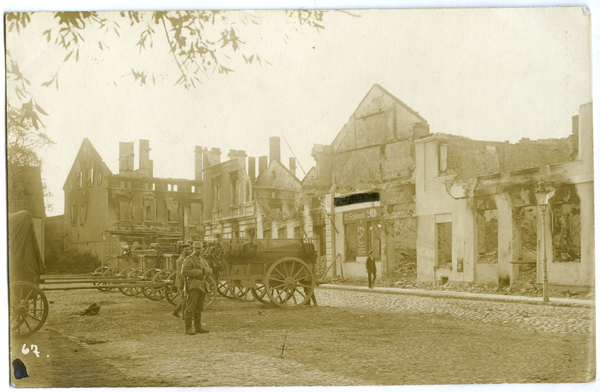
[181,242,212,335]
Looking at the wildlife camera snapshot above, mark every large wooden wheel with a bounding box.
[10,281,49,337]
[251,282,271,304]
[217,279,235,300]
[265,257,315,309]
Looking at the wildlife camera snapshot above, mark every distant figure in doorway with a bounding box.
[366,250,377,289]
[172,246,191,319]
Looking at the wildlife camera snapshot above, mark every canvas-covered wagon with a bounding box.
[9,211,49,337]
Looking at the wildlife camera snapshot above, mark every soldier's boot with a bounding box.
[194,313,210,334]
[184,316,196,335]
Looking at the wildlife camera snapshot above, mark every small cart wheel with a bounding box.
[117,267,135,296]
[93,266,109,291]
[265,257,315,309]
[127,268,146,296]
[101,267,120,291]
[217,280,235,300]
[10,281,49,337]
[151,270,172,300]
[229,283,254,301]
[251,282,271,304]
[165,272,180,307]
[141,269,160,300]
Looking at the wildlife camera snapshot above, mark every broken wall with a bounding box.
[441,136,573,183]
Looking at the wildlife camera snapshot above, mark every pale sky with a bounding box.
[5,7,593,217]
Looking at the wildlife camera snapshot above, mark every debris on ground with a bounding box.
[81,303,101,316]
[328,265,593,300]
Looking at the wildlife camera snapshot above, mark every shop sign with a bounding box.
[342,207,380,223]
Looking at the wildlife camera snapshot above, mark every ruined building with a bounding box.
[62,139,203,263]
[201,137,303,240]
[304,84,430,277]
[415,103,593,289]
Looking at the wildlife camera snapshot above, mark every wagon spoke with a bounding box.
[293,287,307,298]
[270,283,286,290]
[275,265,287,279]
[291,263,304,279]
[24,313,41,323]
[23,288,34,303]
[296,283,312,289]
[282,262,290,278]
[292,269,309,281]
[22,317,32,332]
[268,277,286,282]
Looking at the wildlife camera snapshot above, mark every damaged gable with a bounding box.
[332,84,428,154]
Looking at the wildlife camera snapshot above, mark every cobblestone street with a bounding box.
[10,286,595,387]
[317,287,595,335]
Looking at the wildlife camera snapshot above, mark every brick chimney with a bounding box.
[210,148,221,164]
[311,144,333,184]
[228,149,237,160]
[269,136,281,163]
[149,160,154,178]
[289,157,297,177]
[195,146,203,181]
[139,139,151,177]
[258,156,268,177]
[119,142,134,174]
[248,157,256,182]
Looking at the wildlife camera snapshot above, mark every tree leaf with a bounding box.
[41,73,56,87]
[76,48,79,62]
[64,50,74,62]
[34,101,49,116]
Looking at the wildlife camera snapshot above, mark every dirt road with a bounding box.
[10,286,595,387]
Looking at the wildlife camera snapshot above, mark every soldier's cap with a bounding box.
[368,250,373,254]
[192,241,203,249]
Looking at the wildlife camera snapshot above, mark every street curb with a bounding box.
[317,284,595,308]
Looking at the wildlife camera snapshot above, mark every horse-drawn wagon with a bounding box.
[202,237,318,308]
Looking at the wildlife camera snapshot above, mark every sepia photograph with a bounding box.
[4,2,597,390]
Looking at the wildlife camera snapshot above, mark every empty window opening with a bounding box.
[436,222,452,267]
[553,203,581,263]
[477,209,498,263]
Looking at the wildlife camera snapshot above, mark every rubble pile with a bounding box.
[477,249,498,264]
[334,264,593,299]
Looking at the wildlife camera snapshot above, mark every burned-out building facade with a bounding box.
[415,102,593,290]
[201,137,303,241]
[63,138,203,263]
[304,84,430,278]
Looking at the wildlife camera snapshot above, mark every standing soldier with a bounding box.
[182,241,212,335]
[366,250,377,289]
[172,246,191,319]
